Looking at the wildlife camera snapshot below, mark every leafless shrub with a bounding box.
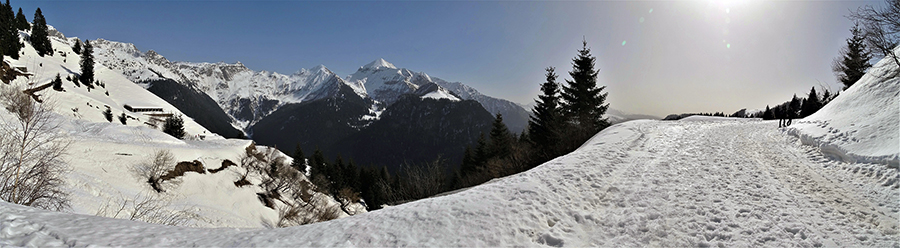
[133,150,176,193]
[273,195,342,227]
[95,191,202,227]
[851,0,900,67]
[0,86,70,211]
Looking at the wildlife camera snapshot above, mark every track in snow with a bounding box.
[0,119,897,246]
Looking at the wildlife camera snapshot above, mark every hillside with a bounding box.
[1,24,356,229]
[2,49,898,246]
[787,46,899,167]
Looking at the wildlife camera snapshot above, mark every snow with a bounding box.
[2,28,357,231]
[2,22,896,248]
[361,58,397,70]
[1,118,897,246]
[422,89,461,101]
[787,48,899,167]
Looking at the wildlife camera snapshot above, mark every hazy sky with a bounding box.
[17,0,883,117]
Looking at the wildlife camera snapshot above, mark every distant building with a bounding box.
[124,104,163,113]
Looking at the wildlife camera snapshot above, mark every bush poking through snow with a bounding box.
[0,86,70,210]
[95,191,202,227]
[134,150,176,193]
[162,115,185,139]
[103,107,113,122]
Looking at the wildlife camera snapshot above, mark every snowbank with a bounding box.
[787,48,899,167]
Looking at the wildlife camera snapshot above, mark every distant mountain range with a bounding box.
[92,40,530,169]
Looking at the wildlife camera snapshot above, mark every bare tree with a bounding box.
[851,0,900,67]
[95,191,202,227]
[0,86,70,210]
[133,150,176,193]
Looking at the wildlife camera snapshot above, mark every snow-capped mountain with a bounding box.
[347,59,528,132]
[93,40,363,130]
[2,25,361,229]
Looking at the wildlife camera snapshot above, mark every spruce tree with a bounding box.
[14,7,27,30]
[788,94,801,119]
[762,105,774,120]
[528,66,564,161]
[561,40,610,148]
[52,73,62,91]
[291,144,306,174]
[0,0,21,59]
[488,113,513,159]
[72,38,82,55]
[473,133,488,169]
[79,40,94,87]
[162,115,185,139]
[31,8,51,57]
[832,23,872,90]
[312,148,327,179]
[800,87,821,118]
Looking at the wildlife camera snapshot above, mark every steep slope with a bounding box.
[249,83,374,154]
[143,78,243,138]
[433,79,531,132]
[787,48,899,167]
[347,59,529,132]
[93,40,365,130]
[331,95,494,170]
[4,27,213,138]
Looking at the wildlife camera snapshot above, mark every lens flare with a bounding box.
[622,40,627,46]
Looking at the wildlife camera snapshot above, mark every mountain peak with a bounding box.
[362,58,396,70]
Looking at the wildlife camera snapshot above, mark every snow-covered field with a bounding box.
[2,117,897,246]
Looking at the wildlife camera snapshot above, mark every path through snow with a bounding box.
[1,118,897,246]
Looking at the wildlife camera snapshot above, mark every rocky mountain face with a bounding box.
[92,40,529,168]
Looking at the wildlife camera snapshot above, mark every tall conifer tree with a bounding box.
[0,0,21,59]
[832,23,873,90]
[31,7,51,57]
[487,114,513,159]
[79,40,94,87]
[561,40,610,148]
[15,7,27,30]
[528,67,564,161]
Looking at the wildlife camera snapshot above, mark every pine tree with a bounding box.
[528,67,564,162]
[312,148,327,179]
[52,73,62,91]
[800,87,821,118]
[561,40,610,148]
[473,133,488,169]
[31,8,51,57]
[788,94,801,118]
[0,0,21,59]
[460,146,476,174]
[832,23,873,90]
[291,144,306,174]
[118,112,127,125]
[162,115,185,139]
[72,38,82,55]
[761,106,773,120]
[488,113,513,159]
[79,40,94,87]
[14,7,27,31]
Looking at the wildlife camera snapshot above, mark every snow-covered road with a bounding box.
[1,118,897,246]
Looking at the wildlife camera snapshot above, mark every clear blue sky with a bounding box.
[15,0,883,117]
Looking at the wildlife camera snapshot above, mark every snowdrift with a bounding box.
[787,48,899,167]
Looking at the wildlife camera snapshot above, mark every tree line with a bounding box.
[287,40,611,210]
